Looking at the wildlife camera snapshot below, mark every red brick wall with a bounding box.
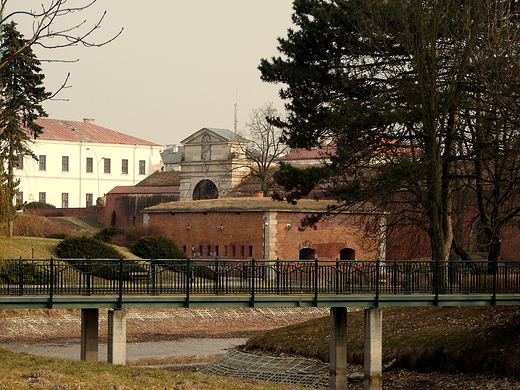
[275,213,379,260]
[148,211,265,259]
[147,210,379,261]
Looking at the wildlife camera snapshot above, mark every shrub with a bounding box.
[113,225,168,247]
[45,233,69,239]
[12,214,70,238]
[25,201,56,208]
[129,235,187,259]
[0,260,47,285]
[56,236,145,280]
[129,235,215,280]
[57,236,123,259]
[93,226,126,243]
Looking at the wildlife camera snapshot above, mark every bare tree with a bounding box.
[234,103,289,196]
[0,0,123,69]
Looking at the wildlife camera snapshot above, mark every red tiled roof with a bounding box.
[277,146,335,161]
[31,118,161,146]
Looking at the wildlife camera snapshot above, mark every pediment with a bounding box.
[181,128,248,146]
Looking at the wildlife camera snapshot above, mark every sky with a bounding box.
[7,1,294,146]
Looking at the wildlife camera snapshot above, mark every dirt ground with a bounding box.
[2,307,520,389]
[0,307,330,343]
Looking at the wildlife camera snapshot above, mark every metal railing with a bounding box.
[1,258,520,299]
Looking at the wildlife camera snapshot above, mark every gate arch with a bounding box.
[193,180,218,200]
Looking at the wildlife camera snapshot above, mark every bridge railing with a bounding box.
[1,258,520,297]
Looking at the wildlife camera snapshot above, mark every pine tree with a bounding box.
[0,21,50,237]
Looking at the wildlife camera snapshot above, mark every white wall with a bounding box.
[15,140,163,208]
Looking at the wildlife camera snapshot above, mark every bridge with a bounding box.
[2,258,520,390]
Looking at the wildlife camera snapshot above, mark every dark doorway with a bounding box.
[299,248,316,260]
[193,180,218,200]
[340,248,356,260]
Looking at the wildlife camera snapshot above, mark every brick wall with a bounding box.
[275,213,379,260]
[147,210,380,261]
[148,211,265,259]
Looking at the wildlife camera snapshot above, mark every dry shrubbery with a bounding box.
[0,214,70,238]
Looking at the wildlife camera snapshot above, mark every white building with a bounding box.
[15,118,163,208]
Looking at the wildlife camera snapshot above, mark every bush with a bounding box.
[57,236,123,259]
[129,235,215,280]
[25,201,56,208]
[45,233,69,239]
[56,236,145,280]
[93,226,126,243]
[0,260,47,285]
[12,214,70,238]
[128,235,187,259]
[112,225,168,247]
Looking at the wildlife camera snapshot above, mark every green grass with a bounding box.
[244,306,520,378]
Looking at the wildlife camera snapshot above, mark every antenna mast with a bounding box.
[234,89,238,133]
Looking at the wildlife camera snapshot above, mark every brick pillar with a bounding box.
[80,308,99,361]
[329,307,348,390]
[107,309,127,365]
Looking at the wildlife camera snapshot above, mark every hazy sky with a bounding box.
[8,1,294,146]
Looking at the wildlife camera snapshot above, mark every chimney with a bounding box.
[83,118,95,124]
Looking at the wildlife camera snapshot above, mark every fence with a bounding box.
[1,258,520,299]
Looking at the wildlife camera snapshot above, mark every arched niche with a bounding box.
[339,248,356,260]
[299,248,316,260]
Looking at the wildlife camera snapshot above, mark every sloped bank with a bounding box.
[244,306,520,379]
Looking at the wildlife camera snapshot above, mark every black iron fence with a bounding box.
[1,258,520,297]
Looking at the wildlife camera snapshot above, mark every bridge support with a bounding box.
[364,308,383,390]
[80,308,99,362]
[107,309,127,365]
[329,307,348,390]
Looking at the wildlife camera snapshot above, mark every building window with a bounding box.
[86,157,93,173]
[122,159,129,174]
[86,193,93,207]
[248,246,253,257]
[39,155,46,171]
[103,158,111,174]
[39,192,46,203]
[139,160,146,175]
[62,156,69,172]
[16,191,23,206]
[61,193,69,208]
[15,155,23,170]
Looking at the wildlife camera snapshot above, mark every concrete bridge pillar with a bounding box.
[364,307,383,390]
[329,307,348,390]
[80,308,99,362]
[107,309,127,365]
